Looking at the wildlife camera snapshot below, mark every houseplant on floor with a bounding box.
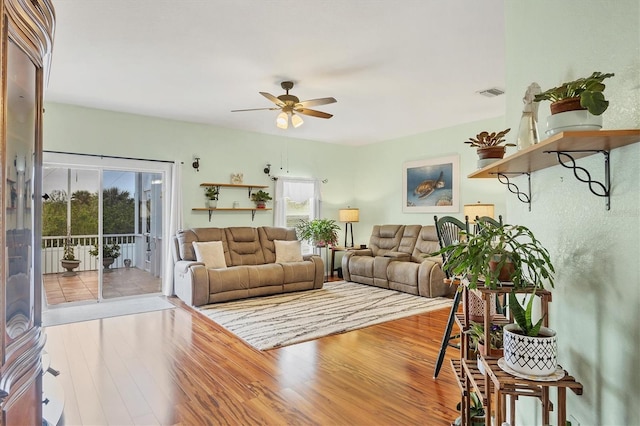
[534,71,614,136]
[464,128,514,168]
[60,230,81,276]
[204,186,219,208]
[89,242,121,271]
[296,218,340,248]
[250,189,272,209]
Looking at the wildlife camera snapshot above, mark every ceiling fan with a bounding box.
[231,81,337,129]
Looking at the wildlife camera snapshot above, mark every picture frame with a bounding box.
[403,155,459,213]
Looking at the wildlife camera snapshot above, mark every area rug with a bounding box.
[43,295,175,327]
[196,281,452,350]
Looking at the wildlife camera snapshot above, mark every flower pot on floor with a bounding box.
[102,257,115,271]
[503,323,557,377]
[60,259,81,277]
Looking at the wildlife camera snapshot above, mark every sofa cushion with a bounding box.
[225,227,266,266]
[176,227,227,262]
[369,225,404,256]
[274,240,303,263]
[412,225,442,262]
[192,241,227,269]
[258,226,298,263]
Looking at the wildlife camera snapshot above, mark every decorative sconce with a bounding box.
[263,163,277,181]
[192,155,200,172]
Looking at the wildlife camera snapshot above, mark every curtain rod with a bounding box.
[44,150,176,164]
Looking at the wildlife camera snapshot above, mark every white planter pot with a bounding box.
[206,199,218,208]
[545,109,602,137]
[503,323,557,376]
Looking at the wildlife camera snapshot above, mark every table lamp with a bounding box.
[463,202,494,224]
[338,208,359,247]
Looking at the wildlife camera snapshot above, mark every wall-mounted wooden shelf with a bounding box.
[192,207,272,221]
[469,129,640,178]
[468,129,640,210]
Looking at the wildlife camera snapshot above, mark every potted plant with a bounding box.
[534,71,614,136]
[296,218,340,247]
[454,391,485,426]
[466,322,503,358]
[60,230,81,276]
[204,186,219,208]
[502,290,558,377]
[89,242,121,271]
[432,221,555,292]
[464,128,514,168]
[250,189,272,209]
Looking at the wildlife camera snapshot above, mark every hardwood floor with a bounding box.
[44,295,462,425]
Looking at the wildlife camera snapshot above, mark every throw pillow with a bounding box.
[274,240,304,263]
[192,241,227,269]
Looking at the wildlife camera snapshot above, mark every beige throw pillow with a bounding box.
[192,241,227,269]
[274,240,304,263]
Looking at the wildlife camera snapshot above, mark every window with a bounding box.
[274,178,321,254]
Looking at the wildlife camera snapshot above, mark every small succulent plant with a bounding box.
[464,128,514,148]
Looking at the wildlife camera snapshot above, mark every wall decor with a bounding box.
[230,173,243,184]
[403,155,459,213]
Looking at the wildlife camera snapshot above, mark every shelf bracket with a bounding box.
[491,172,531,211]
[208,209,213,222]
[251,209,256,221]
[247,186,255,198]
[544,150,610,210]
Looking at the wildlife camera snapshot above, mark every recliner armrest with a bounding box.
[383,251,411,261]
[174,260,204,273]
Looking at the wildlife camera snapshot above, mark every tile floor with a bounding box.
[43,267,162,305]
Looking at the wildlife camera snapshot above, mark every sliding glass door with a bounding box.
[42,154,169,306]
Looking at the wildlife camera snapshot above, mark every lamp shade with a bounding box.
[291,113,304,128]
[276,111,288,129]
[464,203,494,223]
[339,208,359,223]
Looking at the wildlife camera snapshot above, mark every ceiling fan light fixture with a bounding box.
[276,111,288,129]
[291,113,304,128]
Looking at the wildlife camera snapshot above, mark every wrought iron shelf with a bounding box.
[468,129,640,210]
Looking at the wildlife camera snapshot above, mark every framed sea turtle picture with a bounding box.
[403,155,459,213]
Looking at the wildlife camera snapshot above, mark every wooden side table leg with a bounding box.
[495,389,503,425]
[330,248,336,278]
[509,395,516,426]
[484,372,492,426]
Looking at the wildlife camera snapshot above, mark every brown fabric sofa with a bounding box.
[342,224,453,298]
[172,226,324,306]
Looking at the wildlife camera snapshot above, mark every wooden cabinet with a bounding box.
[193,183,272,221]
[0,0,55,424]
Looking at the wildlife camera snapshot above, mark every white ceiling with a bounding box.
[45,0,506,146]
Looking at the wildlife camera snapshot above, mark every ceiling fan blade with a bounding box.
[260,92,285,107]
[295,108,333,119]
[295,97,337,108]
[231,107,280,112]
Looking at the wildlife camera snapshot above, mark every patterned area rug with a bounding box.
[196,281,453,350]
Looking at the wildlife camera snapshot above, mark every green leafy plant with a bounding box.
[296,218,340,247]
[250,189,272,203]
[431,222,555,291]
[534,71,615,115]
[466,322,503,351]
[454,391,485,425]
[62,231,77,261]
[464,128,514,148]
[509,290,544,337]
[89,242,121,259]
[204,186,219,200]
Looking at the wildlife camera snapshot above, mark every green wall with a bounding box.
[504,1,640,424]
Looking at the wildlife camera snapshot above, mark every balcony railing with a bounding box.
[41,234,142,275]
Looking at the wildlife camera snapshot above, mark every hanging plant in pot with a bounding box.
[534,71,614,137]
[464,128,514,169]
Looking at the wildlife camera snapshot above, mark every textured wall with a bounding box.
[505,1,640,424]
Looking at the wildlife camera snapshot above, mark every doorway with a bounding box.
[41,153,170,306]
